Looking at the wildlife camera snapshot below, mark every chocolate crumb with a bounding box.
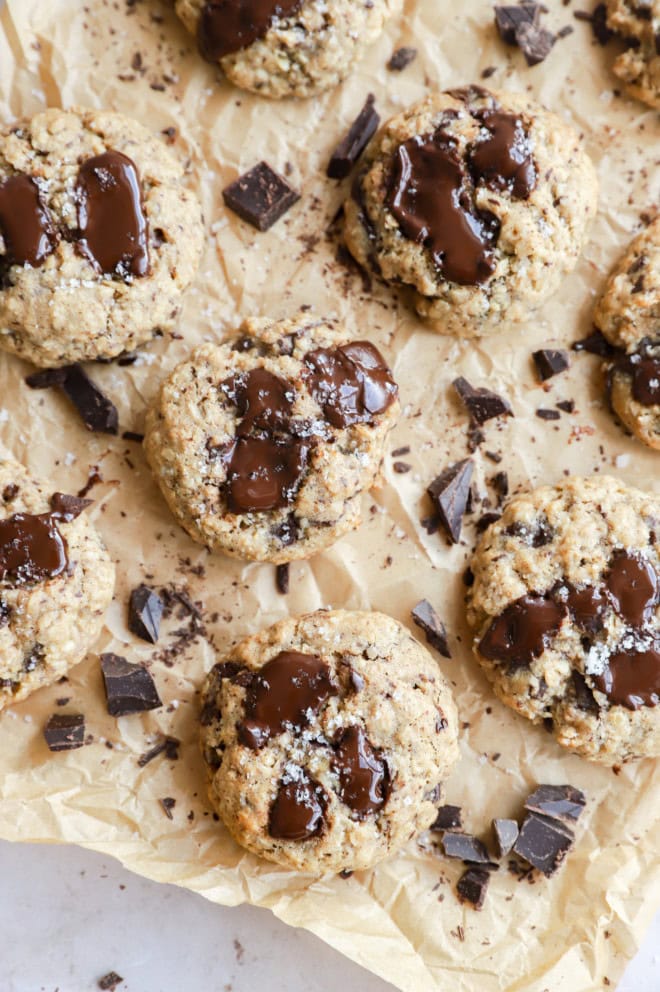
[223,162,300,231]
[159,796,176,820]
[393,461,412,473]
[412,599,451,657]
[122,430,144,443]
[481,65,498,78]
[275,562,290,595]
[387,46,417,71]
[556,399,575,413]
[536,408,561,420]
[493,818,519,857]
[391,445,411,457]
[98,973,124,991]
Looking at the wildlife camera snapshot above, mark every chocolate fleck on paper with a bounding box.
[0,1,658,990]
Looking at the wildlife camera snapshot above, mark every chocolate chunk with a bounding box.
[223,161,300,231]
[76,151,149,279]
[556,400,575,413]
[98,973,124,992]
[386,127,500,285]
[411,599,451,658]
[137,735,180,767]
[222,367,295,434]
[536,408,561,420]
[572,329,617,357]
[43,713,85,751]
[514,812,574,876]
[197,0,302,61]
[387,46,418,70]
[225,436,309,513]
[532,349,570,381]
[494,3,540,45]
[303,341,398,429]
[268,768,328,840]
[457,867,491,910]
[562,583,607,632]
[327,94,380,180]
[594,646,660,710]
[524,784,586,823]
[470,111,536,199]
[62,366,119,434]
[332,725,388,817]
[493,818,519,857]
[516,22,556,66]
[159,796,176,820]
[479,594,566,667]
[128,584,164,644]
[431,804,463,832]
[427,458,473,544]
[238,651,336,749]
[0,507,69,586]
[606,552,658,628]
[0,174,57,269]
[100,653,162,717]
[574,4,613,45]
[452,377,513,425]
[442,832,494,864]
[275,562,289,595]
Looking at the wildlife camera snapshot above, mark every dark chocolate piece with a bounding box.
[238,651,336,749]
[572,329,617,357]
[574,4,613,45]
[594,646,660,710]
[303,341,398,429]
[456,867,491,910]
[411,599,451,658]
[100,653,162,717]
[524,784,586,823]
[40,364,119,435]
[43,713,85,751]
[128,584,164,644]
[197,0,302,61]
[427,458,473,544]
[98,973,124,992]
[452,377,513,425]
[223,161,300,231]
[268,769,327,840]
[532,349,570,381]
[275,562,289,595]
[0,174,56,269]
[431,804,463,832]
[159,796,176,820]
[556,400,575,413]
[605,552,658,628]
[494,3,540,45]
[479,594,566,667]
[327,94,380,180]
[387,46,418,71]
[536,408,561,420]
[76,151,149,279]
[493,817,519,857]
[514,812,574,876]
[516,22,556,66]
[442,831,494,864]
[332,725,388,817]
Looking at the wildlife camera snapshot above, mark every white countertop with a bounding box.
[0,840,657,991]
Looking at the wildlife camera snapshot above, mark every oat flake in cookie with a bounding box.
[344,86,598,337]
[0,108,203,367]
[0,454,115,711]
[467,475,660,764]
[606,0,660,110]
[144,313,399,564]
[594,216,660,451]
[175,0,402,99]
[200,610,459,873]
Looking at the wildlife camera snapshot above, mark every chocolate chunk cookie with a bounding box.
[467,475,660,764]
[0,108,203,367]
[344,86,598,337]
[606,0,660,109]
[176,0,402,99]
[0,454,115,711]
[594,217,660,450]
[144,313,400,563]
[200,609,459,872]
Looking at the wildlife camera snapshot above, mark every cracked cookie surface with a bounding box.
[606,0,660,110]
[0,108,203,367]
[594,217,660,450]
[200,609,459,873]
[344,86,598,337]
[467,475,660,765]
[176,0,402,99]
[0,454,115,712]
[144,312,400,564]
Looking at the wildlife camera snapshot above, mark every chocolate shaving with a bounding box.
[411,599,451,657]
[223,161,300,231]
[453,377,513,425]
[43,713,86,751]
[327,94,380,180]
[427,458,474,544]
[137,735,180,767]
[128,584,163,644]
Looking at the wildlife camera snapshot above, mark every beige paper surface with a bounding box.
[0,0,659,988]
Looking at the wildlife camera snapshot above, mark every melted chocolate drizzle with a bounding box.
[332,726,388,817]
[0,174,56,269]
[594,646,660,710]
[198,0,302,61]
[238,650,336,749]
[268,769,328,840]
[76,151,149,278]
[303,341,398,428]
[479,594,566,666]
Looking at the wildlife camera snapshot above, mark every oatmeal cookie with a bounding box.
[200,609,459,873]
[344,86,598,337]
[0,454,115,711]
[176,0,402,99]
[467,475,660,765]
[0,108,203,367]
[144,312,399,564]
[606,0,660,110]
[594,217,660,450]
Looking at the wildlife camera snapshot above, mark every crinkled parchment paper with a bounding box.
[0,0,659,989]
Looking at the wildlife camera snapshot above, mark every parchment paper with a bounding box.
[0,0,658,988]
